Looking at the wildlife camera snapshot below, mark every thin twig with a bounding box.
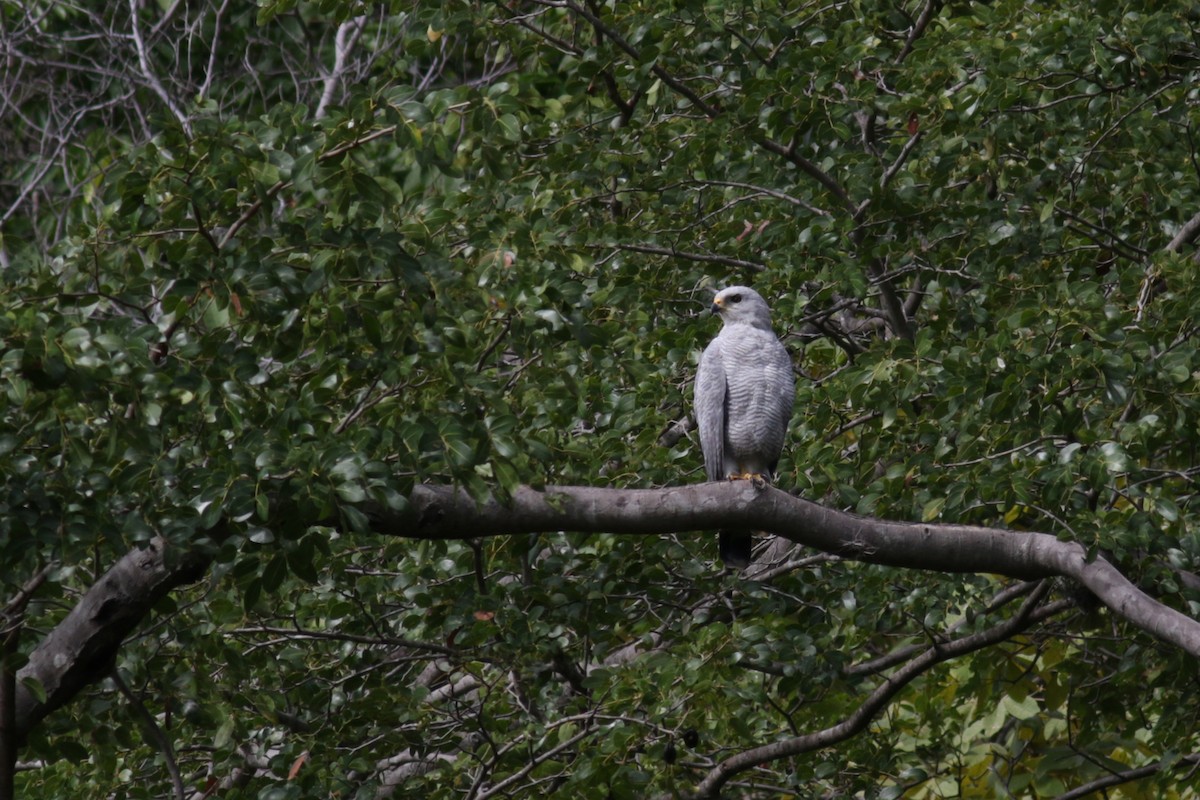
[596,242,767,272]
[877,130,922,192]
[111,670,185,800]
[690,180,831,217]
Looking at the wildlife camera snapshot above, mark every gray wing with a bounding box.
[694,340,728,482]
[765,337,795,473]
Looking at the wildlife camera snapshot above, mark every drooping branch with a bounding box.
[377,482,1200,657]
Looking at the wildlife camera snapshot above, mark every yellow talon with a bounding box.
[725,472,767,485]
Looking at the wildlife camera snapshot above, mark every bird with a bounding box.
[694,286,796,568]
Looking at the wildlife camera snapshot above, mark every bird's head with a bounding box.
[711,285,773,330]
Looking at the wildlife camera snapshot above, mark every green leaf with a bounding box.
[921,497,946,522]
[497,113,522,141]
[20,676,47,704]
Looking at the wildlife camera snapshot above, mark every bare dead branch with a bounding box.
[315,15,367,120]
[127,0,191,135]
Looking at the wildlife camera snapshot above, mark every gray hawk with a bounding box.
[694,286,796,567]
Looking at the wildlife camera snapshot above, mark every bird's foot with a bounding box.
[726,472,769,488]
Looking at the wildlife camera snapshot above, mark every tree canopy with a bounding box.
[4,0,1200,797]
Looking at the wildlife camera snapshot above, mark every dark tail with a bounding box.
[719,531,752,569]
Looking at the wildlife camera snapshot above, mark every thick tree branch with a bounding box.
[378,483,1200,657]
[18,480,1200,756]
[1,566,52,800]
[13,538,212,742]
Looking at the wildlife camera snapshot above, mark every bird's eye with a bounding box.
[730,294,742,303]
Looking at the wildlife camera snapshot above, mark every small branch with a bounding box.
[940,436,1069,468]
[754,135,857,216]
[1069,80,1181,191]
[845,580,1046,676]
[1054,205,1150,260]
[217,125,397,249]
[1052,753,1200,800]
[473,723,596,800]
[560,0,718,118]
[865,257,914,340]
[895,0,942,64]
[824,410,881,441]
[2,566,55,622]
[190,198,220,255]
[111,670,185,800]
[196,0,232,100]
[692,582,1060,797]
[878,130,922,192]
[549,0,857,216]
[475,313,514,373]
[499,11,582,56]
[228,626,455,654]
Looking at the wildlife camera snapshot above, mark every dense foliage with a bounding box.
[4,0,1200,797]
